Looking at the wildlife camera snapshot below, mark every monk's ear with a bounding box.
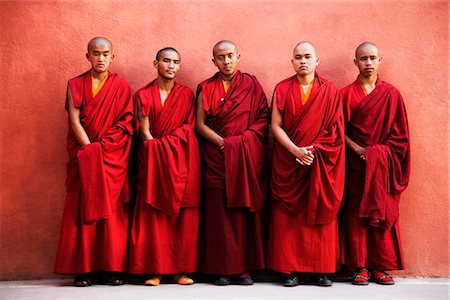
[378,56,382,63]
[353,58,358,66]
[110,53,114,61]
[153,60,159,69]
[236,54,241,62]
[212,58,217,67]
[86,53,89,61]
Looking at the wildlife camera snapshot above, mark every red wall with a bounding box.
[0,0,448,279]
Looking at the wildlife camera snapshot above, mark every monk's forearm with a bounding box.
[197,124,223,147]
[345,135,365,156]
[140,128,154,141]
[272,125,299,155]
[70,121,91,146]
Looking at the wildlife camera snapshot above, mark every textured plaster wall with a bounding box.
[0,0,448,279]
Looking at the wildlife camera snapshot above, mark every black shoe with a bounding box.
[283,275,300,287]
[214,276,231,285]
[74,273,92,287]
[237,276,254,285]
[316,276,333,287]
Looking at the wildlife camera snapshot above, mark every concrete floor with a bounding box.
[0,278,448,300]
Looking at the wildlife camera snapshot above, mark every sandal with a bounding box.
[74,273,92,287]
[352,268,370,285]
[145,275,161,286]
[371,270,395,285]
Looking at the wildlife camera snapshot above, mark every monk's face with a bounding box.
[86,40,113,74]
[212,43,240,79]
[154,50,181,80]
[291,43,319,77]
[354,44,381,78]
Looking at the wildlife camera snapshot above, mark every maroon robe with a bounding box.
[340,78,410,271]
[198,70,269,275]
[54,70,133,274]
[129,80,200,274]
[267,74,345,273]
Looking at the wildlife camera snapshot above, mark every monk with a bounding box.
[340,42,410,285]
[54,37,133,286]
[196,40,269,285]
[128,47,201,286]
[267,41,345,287]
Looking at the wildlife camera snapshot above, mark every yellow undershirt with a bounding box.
[300,81,314,105]
[92,73,108,97]
[222,80,229,93]
[361,84,368,96]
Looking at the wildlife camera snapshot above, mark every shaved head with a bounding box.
[87,37,113,53]
[355,42,379,58]
[213,40,238,58]
[155,47,180,61]
[293,41,317,56]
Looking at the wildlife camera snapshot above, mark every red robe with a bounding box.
[198,70,269,275]
[340,78,410,271]
[129,80,200,274]
[54,70,133,274]
[267,74,345,273]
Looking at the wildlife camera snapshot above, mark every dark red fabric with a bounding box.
[198,70,269,212]
[342,197,404,271]
[267,211,339,273]
[340,78,409,271]
[135,80,200,215]
[342,79,410,230]
[129,80,200,274]
[199,189,265,275]
[54,70,133,274]
[197,71,268,274]
[271,74,345,225]
[268,74,344,273]
[77,143,111,223]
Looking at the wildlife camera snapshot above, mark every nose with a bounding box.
[224,56,231,64]
[168,61,174,69]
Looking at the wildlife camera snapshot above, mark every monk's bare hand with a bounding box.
[293,145,314,165]
[217,136,225,152]
[355,145,366,160]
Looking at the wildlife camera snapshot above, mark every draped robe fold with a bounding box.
[55,70,133,274]
[129,80,201,274]
[197,71,269,275]
[340,78,410,271]
[267,74,345,273]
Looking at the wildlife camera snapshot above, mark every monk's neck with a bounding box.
[90,69,108,82]
[220,72,235,85]
[296,73,315,85]
[157,77,175,92]
[358,74,378,94]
